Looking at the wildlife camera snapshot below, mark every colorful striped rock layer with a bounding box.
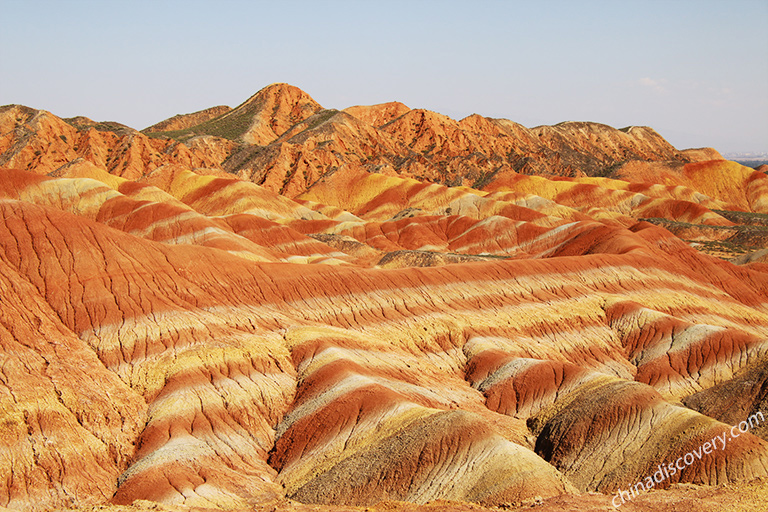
[1,84,768,511]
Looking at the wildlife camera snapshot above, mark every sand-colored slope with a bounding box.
[485,173,733,226]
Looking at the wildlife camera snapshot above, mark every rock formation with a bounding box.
[1,83,767,511]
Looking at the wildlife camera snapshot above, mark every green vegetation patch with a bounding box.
[685,239,751,257]
[142,100,271,142]
[712,209,768,227]
[285,109,340,141]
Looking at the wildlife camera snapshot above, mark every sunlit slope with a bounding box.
[1,176,768,509]
[0,166,357,265]
[4,82,724,200]
[0,106,231,179]
[2,83,768,511]
[618,159,768,213]
[295,166,748,262]
[485,172,734,225]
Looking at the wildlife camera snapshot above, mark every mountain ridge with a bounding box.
[2,82,723,195]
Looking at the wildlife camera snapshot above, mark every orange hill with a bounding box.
[1,84,767,512]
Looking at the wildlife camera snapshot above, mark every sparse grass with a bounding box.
[142,101,265,142]
[712,209,768,226]
[472,170,496,189]
[62,118,88,130]
[422,143,436,155]
[200,107,261,141]
[594,160,626,178]
[641,217,765,259]
[287,109,339,140]
[93,122,134,135]
[143,104,339,145]
[144,130,183,140]
[686,239,750,258]
[427,248,513,260]
[641,218,730,231]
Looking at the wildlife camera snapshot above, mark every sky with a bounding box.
[1,0,766,154]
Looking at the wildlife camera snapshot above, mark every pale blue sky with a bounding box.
[1,0,766,153]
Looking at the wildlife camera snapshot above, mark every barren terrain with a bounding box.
[1,84,767,511]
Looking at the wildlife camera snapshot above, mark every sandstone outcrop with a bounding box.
[1,84,767,511]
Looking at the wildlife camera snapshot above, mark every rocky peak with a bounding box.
[136,83,323,145]
[236,83,323,144]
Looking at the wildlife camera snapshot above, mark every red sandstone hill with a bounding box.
[1,84,768,512]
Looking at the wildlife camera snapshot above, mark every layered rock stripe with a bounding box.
[1,83,767,510]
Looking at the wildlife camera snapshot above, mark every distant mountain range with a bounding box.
[724,152,768,169]
[724,152,768,160]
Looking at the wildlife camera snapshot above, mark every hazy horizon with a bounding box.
[1,0,766,154]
